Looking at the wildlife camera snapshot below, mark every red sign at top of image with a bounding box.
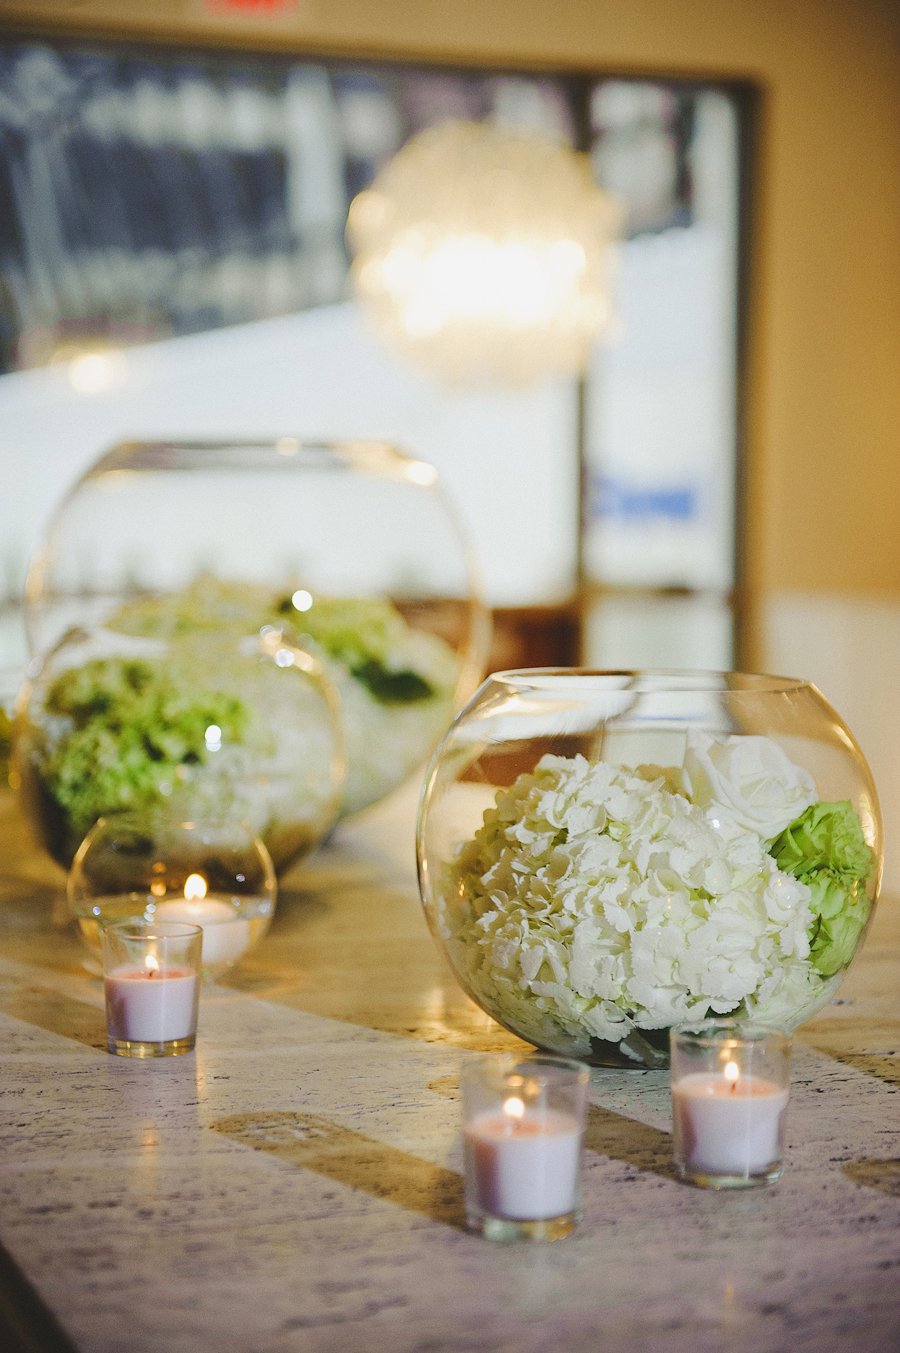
[204,0,298,15]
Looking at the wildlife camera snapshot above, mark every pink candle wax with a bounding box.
[672,1072,789,1174]
[464,1110,582,1220]
[104,964,198,1043]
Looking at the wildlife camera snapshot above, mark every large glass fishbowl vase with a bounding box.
[24,439,488,830]
[417,670,882,1068]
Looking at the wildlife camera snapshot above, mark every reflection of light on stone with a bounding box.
[347,120,620,387]
[405,461,437,487]
[67,349,128,393]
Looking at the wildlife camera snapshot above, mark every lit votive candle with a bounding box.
[153,876,251,967]
[671,1019,792,1188]
[462,1054,589,1241]
[102,922,202,1058]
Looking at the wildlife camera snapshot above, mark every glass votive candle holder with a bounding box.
[461,1053,590,1242]
[102,921,202,1058]
[670,1018,792,1189]
[69,813,277,980]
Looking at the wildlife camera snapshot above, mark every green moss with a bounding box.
[42,657,247,839]
[115,579,439,706]
[348,660,434,705]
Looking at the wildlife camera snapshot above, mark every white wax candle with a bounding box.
[464,1109,582,1220]
[105,964,198,1043]
[672,1072,789,1174]
[152,897,252,966]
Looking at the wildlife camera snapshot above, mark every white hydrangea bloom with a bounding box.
[441,753,822,1058]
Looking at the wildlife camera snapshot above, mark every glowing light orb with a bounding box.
[347,120,620,387]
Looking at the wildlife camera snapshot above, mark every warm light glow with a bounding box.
[144,953,159,974]
[184,874,208,900]
[67,349,127,394]
[503,1096,526,1118]
[291,589,313,612]
[347,120,620,387]
[405,460,438,487]
[724,1061,740,1085]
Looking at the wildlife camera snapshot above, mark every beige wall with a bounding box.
[3,0,900,658]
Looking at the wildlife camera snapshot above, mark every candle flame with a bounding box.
[503,1096,525,1118]
[724,1060,740,1092]
[144,954,159,977]
[184,873,207,901]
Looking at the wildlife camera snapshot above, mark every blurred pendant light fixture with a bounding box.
[347,120,620,388]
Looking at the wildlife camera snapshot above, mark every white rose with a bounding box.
[682,730,817,840]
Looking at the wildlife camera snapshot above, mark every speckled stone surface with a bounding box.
[1,786,899,1352]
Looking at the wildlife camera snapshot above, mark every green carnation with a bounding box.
[768,800,873,880]
[770,801,874,979]
[807,872,870,976]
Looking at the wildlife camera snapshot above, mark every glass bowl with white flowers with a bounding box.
[417,671,882,1068]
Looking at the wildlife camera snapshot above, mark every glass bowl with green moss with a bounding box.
[13,625,345,872]
[25,440,489,823]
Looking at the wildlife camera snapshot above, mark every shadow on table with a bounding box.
[583,1103,677,1181]
[209,1111,467,1229]
[843,1159,900,1196]
[0,978,106,1052]
[798,1018,900,1089]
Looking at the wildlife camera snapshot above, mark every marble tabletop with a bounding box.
[0,781,899,1353]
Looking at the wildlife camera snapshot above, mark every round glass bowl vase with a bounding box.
[417,670,883,1069]
[25,439,489,818]
[70,814,276,980]
[13,625,345,873]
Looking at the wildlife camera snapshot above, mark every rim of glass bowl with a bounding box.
[76,438,437,485]
[482,669,812,695]
[672,1017,791,1046]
